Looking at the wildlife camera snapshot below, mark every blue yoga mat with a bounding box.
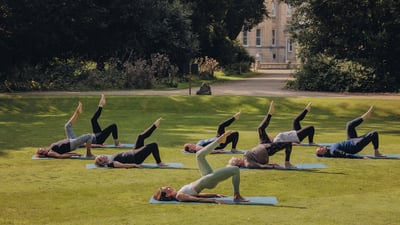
[86,162,184,169]
[182,150,248,155]
[80,144,135,148]
[32,155,96,160]
[240,163,327,170]
[356,154,400,159]
[294,143,334,147]
[316,154,400,159]
[149,196,278,205]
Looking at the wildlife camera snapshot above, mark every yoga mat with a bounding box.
[240,163,327,170]
[182,150,248,155]
[294,143,334,147]
[149,196,278,205]
[316,154,400,159]
[32,155,96,160]
[86,162,184,169]
[356,154,400,159]
[80,144,135,148]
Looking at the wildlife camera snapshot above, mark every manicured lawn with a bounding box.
[0,95,399,225]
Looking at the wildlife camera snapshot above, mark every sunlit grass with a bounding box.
[0,95,399,224]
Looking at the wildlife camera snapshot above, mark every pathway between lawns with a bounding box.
[2,69,400,99]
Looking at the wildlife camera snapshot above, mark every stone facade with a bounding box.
[237,0,297,65]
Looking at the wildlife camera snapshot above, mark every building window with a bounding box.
[271,1,276,17]
[242,30,248,46]
[256,29,261,47]
[287,39,293,52]
[272,29,276,46]
[286,4,292,17]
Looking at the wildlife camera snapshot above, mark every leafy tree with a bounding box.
[182,0,268,66]
[0,0,197,72]
[285,0,400,92]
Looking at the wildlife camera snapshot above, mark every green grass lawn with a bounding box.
[0,95,399,225]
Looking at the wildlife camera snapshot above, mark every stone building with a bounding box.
[237,0,297,68]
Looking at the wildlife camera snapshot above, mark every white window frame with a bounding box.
[287,39,293,52]
[256,29,261,47]
[286,4,292,17]
[242,30,248,46]
[271,1,276,17]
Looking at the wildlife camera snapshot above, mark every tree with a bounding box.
[0,0,198,72]
[182,0,268,66]
[285,0,400,92]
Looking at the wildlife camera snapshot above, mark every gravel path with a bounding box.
[2,69,400,98]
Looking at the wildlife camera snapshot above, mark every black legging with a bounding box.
[91,107,118,144]
[346,117,379,153]
[133,124,161,163]
[258,114,273,144]
[293,109,315,143]
[215,117,239,149]
[258,108,314,144]
[130,143,162,164]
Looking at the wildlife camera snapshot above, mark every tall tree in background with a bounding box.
[285,0,400,92]
[183,0,268,65]
[0,0,197,73]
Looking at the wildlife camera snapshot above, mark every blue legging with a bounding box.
[346,117,379,153]
[193,140,241,193]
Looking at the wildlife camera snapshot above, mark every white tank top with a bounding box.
[178,183,198,196]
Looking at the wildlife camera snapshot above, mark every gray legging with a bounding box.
[64,122,93,150]
[193,140,241,193]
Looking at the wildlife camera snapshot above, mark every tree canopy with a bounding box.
[285,0,400,92]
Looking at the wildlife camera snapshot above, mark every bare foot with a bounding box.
[233,111,241,120]
[99,94,106,107]
[268,100,275,115]
[231,149,239,153]
[374,150,386,157]
[114,140,122,146]
[285,162,297,169]
[234,194,249,202]
[154,117,162,128]
[362,105,374,120]
[305,102,312,112]
[158,162,168,167]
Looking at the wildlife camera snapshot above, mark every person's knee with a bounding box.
[147,142,158,149]
[229,165,240,175]
[230,131,239,140]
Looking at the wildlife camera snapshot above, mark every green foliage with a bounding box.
[287,54,381,92]
[0,53,180,92]
[0,95,400,224]
[285,0,400,92]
